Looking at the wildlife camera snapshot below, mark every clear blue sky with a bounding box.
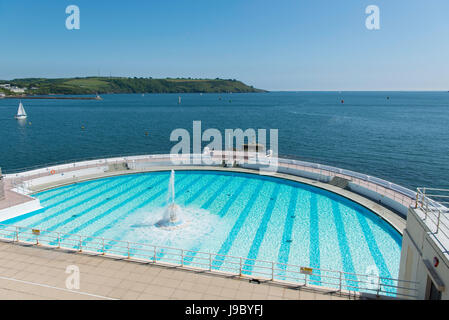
[1,0,448,90]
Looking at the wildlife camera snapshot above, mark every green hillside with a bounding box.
[0,77,266,95]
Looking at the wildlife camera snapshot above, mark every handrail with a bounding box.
[276,158,415,208]
[1,152,162,174]
[5,152,416,211]
[0,223,417,299]
[415,188,449,248]
[278,156,416,197]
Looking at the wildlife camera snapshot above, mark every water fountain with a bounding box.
[129,170,218,247]
[155,170,184,229]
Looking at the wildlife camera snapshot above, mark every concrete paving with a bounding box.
[0,189,35,211]
[0,241,355,300]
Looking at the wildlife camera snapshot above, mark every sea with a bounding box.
[1,91,448,190]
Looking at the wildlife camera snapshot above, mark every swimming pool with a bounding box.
[0,170,402,292]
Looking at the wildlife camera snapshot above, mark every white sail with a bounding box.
[15,101,27,119]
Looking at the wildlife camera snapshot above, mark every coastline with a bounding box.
[2,91,269,100]
[3,95,102,100]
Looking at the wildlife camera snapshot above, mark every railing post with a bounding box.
[79,235,82,252]
[415,191,419,209]
[436,210,441,233]
[102,238,105,255]
[153,247,157,263]
[57,232,60,248]
[36,234,39,245]
[209,253,212,271]
[424,197,429,220]
[271,262,274,281]
[376,276,381,296]
[239,257,243,276]
[339,272,342,292]
[127,242,130,259]
[304,273,308,287]
[181,249,184,267]
[15,227,19,242]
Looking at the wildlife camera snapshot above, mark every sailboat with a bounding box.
[15,101,27,120]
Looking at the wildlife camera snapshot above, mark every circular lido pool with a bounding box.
[2,170,402,293]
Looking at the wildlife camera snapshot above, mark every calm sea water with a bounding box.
[1,92,448,190]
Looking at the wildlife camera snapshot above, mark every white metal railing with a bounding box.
[0,223,417,299]
[7,154,175,193]
[415,188,449,245]
[5,153,417,211]
[2,152,160,175]
[276,157,416,209]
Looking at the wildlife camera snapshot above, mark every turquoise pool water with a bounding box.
[1,170,402,290]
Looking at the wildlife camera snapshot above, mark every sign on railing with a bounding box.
[300,267,313,275]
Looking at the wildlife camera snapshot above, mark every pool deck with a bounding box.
[0,179,35,211]
[0,241,355,300]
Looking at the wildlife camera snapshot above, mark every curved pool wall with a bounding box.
[4,153,416,219]
[1,170,402,291]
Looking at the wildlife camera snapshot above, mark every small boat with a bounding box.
[178,96,182,104]
[15,101,27,120]
[95,93,103,100]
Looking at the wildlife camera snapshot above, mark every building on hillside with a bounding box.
[10,86,26,94]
